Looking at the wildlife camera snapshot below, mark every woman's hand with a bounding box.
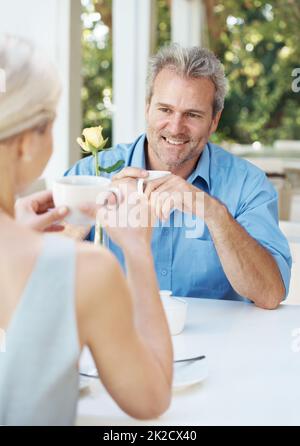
[80,179,155,250]
[15,190,69,232]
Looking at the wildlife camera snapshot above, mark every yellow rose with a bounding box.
[76,124,123,179]
[77,125,107,153]
[83,126,104,148]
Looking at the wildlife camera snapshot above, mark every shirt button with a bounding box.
[161,269,168,276]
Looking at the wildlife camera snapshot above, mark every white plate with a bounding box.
[79,359,209,392]
[173,357,208,390]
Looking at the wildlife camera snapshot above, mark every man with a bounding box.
[66,44,291,309]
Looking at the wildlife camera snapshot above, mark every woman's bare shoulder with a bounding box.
[74,241,129,348]
[75,241,123,304]
[76,241,118,273]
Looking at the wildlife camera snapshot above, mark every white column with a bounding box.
[171,0,206,47]
[0,0,82,185]
[112,0,155,144]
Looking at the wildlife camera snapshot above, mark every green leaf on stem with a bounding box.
[99,159,125,173]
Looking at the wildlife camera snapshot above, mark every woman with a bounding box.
[0,35,173,425]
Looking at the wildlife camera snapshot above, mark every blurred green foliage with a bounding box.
[156,0,171,50]
[81,0,300,147]
[210,0,300,144]
[81,0,113,146]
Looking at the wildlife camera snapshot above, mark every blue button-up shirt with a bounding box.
[65,134,291,302]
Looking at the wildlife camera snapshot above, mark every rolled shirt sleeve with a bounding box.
[235,171,292,298]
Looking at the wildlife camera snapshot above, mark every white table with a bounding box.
[77,298,300,426]
[280,221,300,243]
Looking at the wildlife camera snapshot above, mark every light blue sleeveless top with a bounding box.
[0,234,80,426]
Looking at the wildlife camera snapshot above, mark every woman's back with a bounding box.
[0,33,172,426]
[0,233,80,425]
[0,212,173,424]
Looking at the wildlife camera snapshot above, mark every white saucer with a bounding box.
[79,358,209,392]
[173,357,208,390]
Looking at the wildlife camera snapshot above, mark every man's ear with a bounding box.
[145,101,150,118]
[209,110,222,136]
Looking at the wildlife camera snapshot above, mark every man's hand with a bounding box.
[112,168,218,221]
[80,178,155,250]
[143,174,210,221]
[15,190,69,232]
[111,166,149,185]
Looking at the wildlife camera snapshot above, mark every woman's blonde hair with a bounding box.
[0,34,61,141]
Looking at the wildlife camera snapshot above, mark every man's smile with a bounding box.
[161,135,190,147]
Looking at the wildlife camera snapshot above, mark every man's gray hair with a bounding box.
[146,44,227,116]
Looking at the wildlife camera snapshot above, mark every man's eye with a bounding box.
[159,108,171,113]
[187,113,200,118]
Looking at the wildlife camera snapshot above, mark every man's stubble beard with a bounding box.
[146,127,206,169]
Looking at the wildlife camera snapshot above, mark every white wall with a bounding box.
[112,0,155,144]
[0,0,82,185]
[171,0,205,47]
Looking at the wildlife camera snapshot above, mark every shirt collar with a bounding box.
[187,143,211,190]
[130,134,147,169]
[130,134,210,190]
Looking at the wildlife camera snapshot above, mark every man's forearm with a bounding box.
[203,198,285,309]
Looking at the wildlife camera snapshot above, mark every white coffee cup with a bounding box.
[53,175,118,226]
[137,170,171,196]
[160,290,188,336]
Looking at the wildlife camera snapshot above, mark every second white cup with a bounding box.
[160,290,188,336]
[137,170,171,196]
